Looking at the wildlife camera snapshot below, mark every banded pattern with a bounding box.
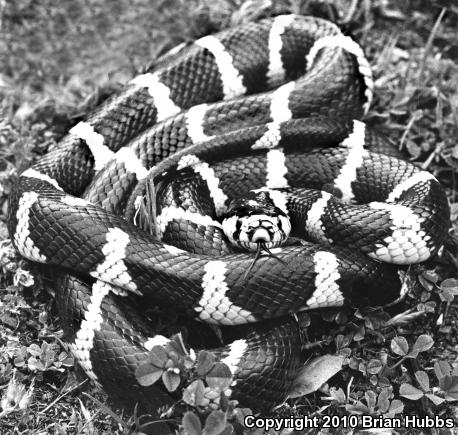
[7,14,450,416]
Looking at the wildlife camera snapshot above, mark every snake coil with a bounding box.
[7,14,450,414]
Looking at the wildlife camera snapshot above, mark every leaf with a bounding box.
[27,344,42,357]
[367,359,383,375]
[327,387,346,404]
[377,389,391,413]
[203,410,226,435]
[184,354,196,370]
[219,390,229,412]
[183,411,202,435]
[288,355,344,398]
[391,336,409,356]
[422,270,438,283]
[233,408,252,426]
[439,374,453,391]
[206,363,232,391]
[365,311,390,330]
[196,351,216,376]
[348,357,362,370]
[183,380,206,406]
[440,375,458,401]
[378,376,391,388]
[434,361,452,380]
[162,369,181,392]
[335,334,350,350]
[148,346,169,368]
[13,354,25,368]
[354,326,365,341]
[440,279,458,303]
[339,347,352,358]
[321,310,338,322]
[365,390,377,412]
[424,301,436,312]
[406,139,422,159]
[400,383,424,400]
[418,274,435,291]
[425,393,445,406]
[410,335,434,357]
[388,399,404,416]
[168,333,188,357]
[135,363,163,386]
[415,371,430,392]
[345,402,369,415]
[445,391,458,402]
[441,278,458,292]
[218,424,233,435]
[440,288,455,303]
[58,351,74,367]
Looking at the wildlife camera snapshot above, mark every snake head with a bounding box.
[222,191,291,251]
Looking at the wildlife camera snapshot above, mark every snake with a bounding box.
[6,14,450,415]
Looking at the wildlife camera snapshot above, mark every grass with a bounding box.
[0,0,457,434]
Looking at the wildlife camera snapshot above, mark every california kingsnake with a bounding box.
[7,14,450,414]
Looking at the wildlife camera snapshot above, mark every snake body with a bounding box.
[7,14,450,413]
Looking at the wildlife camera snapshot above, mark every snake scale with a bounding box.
[7,14,450,415]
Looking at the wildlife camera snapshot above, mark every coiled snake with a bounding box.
[7,14,450,414]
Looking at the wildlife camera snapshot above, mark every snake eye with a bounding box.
[222,195,291,251]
